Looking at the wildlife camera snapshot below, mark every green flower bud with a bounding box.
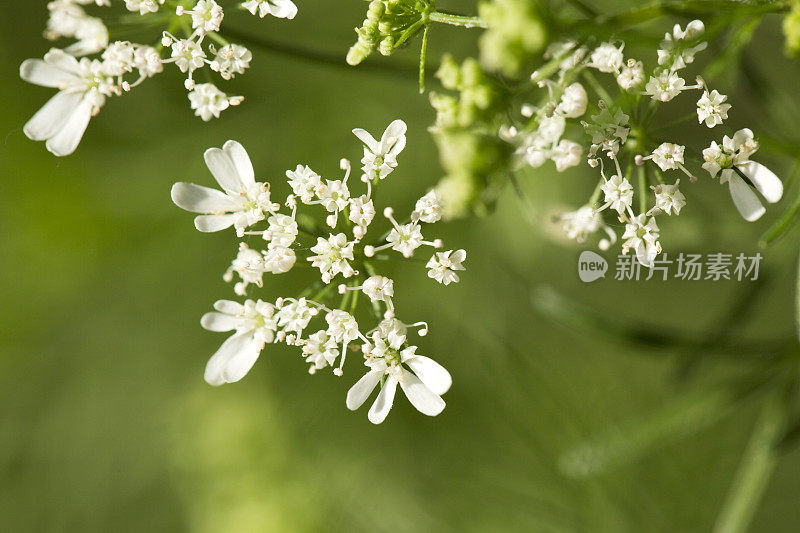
[435,54,462,90]
[478,0,547,77]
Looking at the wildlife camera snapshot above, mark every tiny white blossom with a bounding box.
[644,71,686,102]
[647,180,686,216]
[188,83,242,121]
[325,310,360,344]
[308,233,356,282]
[353,119,407,180]
[600,174,634,214]
[589,42,624,73]
[66,17,109,56]
[426,250,466,285]
[556,83,587,118]
[200,299,278,385]
[302,331,339,372]
[277,298,317,334]
[125,0,164,15]
[361,276,394,302]
[617,59,645,90]
[650,143,685,171]
[210,44,252,79]
[561,206,601,242]
[171,140,278,235]
[286,165,321,203]
[551,140,582,172]
[263,244,296,274]
[264,213,298,247]
[20,49,114,156]
[242,0,298,19]
[387,223,424,258]
[186,0,224,35]
[622,214,661,267]
[411,190,443,223]
[697,89,731,128]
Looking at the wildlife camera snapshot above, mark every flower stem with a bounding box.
[428,11,488,29]
[712,388,790,533]
[419,24,430,93]
[637,164,647,214]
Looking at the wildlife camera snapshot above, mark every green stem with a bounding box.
[712,389,789,533]
[428,11,488,29]
[637,164,647,214]
[419,24,430,93]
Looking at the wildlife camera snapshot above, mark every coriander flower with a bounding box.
[412,190,443,223]
[697,89,731,128]
[556,83,588,118]
[125,0,164,15]
[702,129,782,221]
[353,119,407,180]
[647,180,686,216]
[242,0,298,19]
[644,71,686,102]
[20,49,114,156]
[188,83,242,120]
[589,42,624,73]
[200,299,278,386]
[551,140,582,172]
[622,214,661,267]
[617,59,645,90]
[426,250,467,285]
[171,140,278,234]
[302,331,339,373]
[210,44,252,79]
[346,338,452,424]
[599,174,634,214]
[286,165,321,202]
[308,233,356,282]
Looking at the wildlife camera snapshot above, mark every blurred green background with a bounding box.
[2,1,800,531]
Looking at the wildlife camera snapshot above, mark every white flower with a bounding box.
[66,17,109,56]
[551,140,582,172]
[171,140,277,235]
[132,45,164,78]
[353,119,407,180]
[263,244,296,274]
[583,107,629,158]
[277,298,317,334]
[600,174,634,214]
[101,41,136,76]
[302,331,339,371]
[210,44,252,79]
[318,180,350,213]
[697,89,731,128]
[169,38,206,73]
[537,115,566,144]
[617,59,645,90]
[411,190,443,223]
[426,250,466,285]
[286,165,321,203]
[387,222,424,258]
[242,0,298,19]
[348,195,376,237]
[361,276,394,302]
[561,206,600,242]
[325,310,360,344]
[556,83,587,118]
[187,0,224,35]
[188,83,242,121]
[308,233,356,282]
[647,180,686,216]
[46,1,86,39]
[264,213,298,247]
[20,49,113,156]
[658,20,707,71]
[346,344,451,424]
[229,242,267,295]
[644,71,686,102]
[125,0,163,15]
[702,129,783,221]
[622,214,661,267]
[523,135,550,168]
[200,299,277,385]
[650,143,685,171]
[589,42,624,73]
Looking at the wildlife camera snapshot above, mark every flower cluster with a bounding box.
[21,0,298,156]
[494,20,782,267]
[171,120,465,424]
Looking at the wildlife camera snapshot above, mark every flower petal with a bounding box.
[346,370,382,410]
[201,312,241,332]
[400,369,446,417]
[45,95,93,156]
[214,300,243,314]
[352,128,380,153]
[23,90,82,141]
[368,375,397,424]
[221,337,262,383]
[194,214,238,232]
[223,140,255,189]
[381,119,407,157]
[737,161,783,204]
[727,172,765,222]
[204,147,243,194]
[20,59,76,88]
[43,49,82,75]
[204,332,253,386]
[405,356,452,396]
[271,0,298,19]
[171,182,240,213]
